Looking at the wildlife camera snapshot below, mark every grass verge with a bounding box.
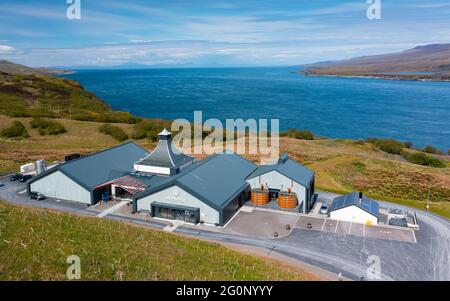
[0,201,318,280]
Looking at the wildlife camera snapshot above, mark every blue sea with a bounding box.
[63,67,450,150]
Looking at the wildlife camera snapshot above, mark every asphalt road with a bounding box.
[1,177,449,281]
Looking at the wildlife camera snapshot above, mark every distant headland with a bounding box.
[303,43,450,82]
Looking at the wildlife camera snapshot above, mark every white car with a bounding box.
[319,203,328,214]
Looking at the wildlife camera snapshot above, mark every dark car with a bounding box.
[9,173,23,181]
[0,181,4,187]
[18,174,33,182]
[29,191,46,201]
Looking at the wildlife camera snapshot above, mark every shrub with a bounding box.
[131,119,167,140]
[98,124,128,142]
[30,117,66,135]
[0,121,29,138]
[367,138,404,154]
[404,141,413,149]
[69,110,140,124]
[423,145,437,154]
[448,149,450,156]
[352,161,366,172]
[403,152,446,168]
[146,130,159,142]
[282,129,314,140]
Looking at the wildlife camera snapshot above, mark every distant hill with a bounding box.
[0,71,137,123]
[305,44,450,81]
[0,60,72,75]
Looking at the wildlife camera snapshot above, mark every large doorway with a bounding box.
[269,189,280,201]
[151,202,200,224]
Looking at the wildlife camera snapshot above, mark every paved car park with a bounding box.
[296,215,416,243]
[223,207,299,239]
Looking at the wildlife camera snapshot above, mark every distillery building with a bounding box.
[28,128,316,226]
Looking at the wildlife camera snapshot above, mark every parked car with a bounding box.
[0,181,4,187]
[9,173,23,181]
[320,203,328,214]
[18,174,33,182]
[29,191,46,201]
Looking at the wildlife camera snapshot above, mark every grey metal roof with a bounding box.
[134,152,257,210]
[135,129,194,168]
[128,172,167,187]
[246,153,314,187]
[30,142,150,191]
[330,192,380,218]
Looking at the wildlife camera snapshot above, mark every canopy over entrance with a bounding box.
[96,175,148,195]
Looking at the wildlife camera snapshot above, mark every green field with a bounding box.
[0,201,317,280]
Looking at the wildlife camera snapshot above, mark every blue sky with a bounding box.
[0,0,449,67]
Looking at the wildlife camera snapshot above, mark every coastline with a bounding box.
[303,71,450,82]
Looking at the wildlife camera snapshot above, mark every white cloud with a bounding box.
[0,39,427,68]
[0,45,15,53]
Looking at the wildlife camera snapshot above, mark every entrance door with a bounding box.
[151,203,200,224]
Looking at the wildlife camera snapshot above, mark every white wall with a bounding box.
[329,205,378,225]
[246,170,306,205]
[134,164,170,175]
[136,185,220,225]
[30,170,91,204]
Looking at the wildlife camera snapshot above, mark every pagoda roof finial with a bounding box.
[158,128,172,137]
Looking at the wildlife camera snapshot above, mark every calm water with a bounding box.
[63,67,450,150]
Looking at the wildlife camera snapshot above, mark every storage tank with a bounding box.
[35,160,47,175]
[250,188,269,206]
[278,191,298,209]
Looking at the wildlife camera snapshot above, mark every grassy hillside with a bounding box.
[0,201,316,280]
[0,60,46,75]
[0,72,137,123]
[279,138,450,217]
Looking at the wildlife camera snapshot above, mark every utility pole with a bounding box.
[426,188,430,213]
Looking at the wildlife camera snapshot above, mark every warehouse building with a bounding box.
[246,153,315,213]
[133,152,256,226]
[329,192,380,225]
[28,128,317,226]
[27,142,151,205]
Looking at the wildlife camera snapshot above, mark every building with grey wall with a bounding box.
[28,129,316,226]
[28,142,150,205]
[246,153,315,213]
